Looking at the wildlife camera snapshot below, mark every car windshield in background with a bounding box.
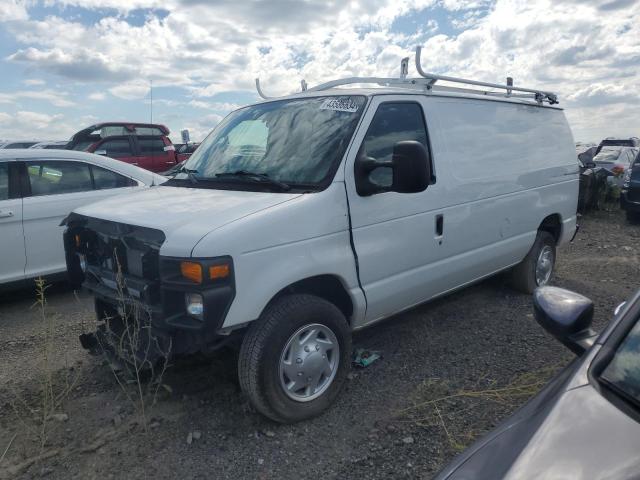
[173,96,366,190]
[601,316,640,405]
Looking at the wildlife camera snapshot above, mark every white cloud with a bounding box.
[185,112,224,142]
[187,100,241,111]
[0,89,76,107]
[0,0,639,141]
[108,81,150,100]
[23,78,45,86]
[9,46,136,81]
[0,110,74,140]
[20,90,76,107]
[0,0,28,21]
[14,110,59,128]
[88,92,106,101]
[439,0,492,10]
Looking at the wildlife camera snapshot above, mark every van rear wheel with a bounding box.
[238,294,351,423]
[511,231,556,294]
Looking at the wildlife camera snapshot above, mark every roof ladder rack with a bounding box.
[414,46,558,105]
[255,47,559,105]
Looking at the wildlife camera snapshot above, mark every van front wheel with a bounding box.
[238,294,351,423]
[511,231,556,294]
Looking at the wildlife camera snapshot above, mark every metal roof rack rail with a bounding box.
[255,47,559,105]
[415,46,558,105]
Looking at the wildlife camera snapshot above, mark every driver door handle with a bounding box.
[0,210,14,218]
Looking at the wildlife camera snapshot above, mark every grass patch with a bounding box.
[396,366,562,452]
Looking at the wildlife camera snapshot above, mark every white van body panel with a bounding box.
[344,95,577,326]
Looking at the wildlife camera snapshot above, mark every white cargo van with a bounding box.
[64,50,578,422]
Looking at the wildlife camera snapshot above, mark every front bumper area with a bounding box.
[63,214,235,361]
[84,264,235,359]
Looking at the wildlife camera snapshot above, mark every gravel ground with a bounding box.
[1,209,638,479]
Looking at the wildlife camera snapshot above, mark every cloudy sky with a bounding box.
[0,0,638,143]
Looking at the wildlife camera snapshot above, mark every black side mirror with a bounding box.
[392,141,432,194]
[533,286,597,356]
[355,141,431,196]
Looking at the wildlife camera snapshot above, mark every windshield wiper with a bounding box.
[215,170,291,191]
[171,166,199,184]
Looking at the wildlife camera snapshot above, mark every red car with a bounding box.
[66,122,178,173]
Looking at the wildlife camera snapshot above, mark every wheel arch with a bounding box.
[538,213,562,245]
[261,274,355,324]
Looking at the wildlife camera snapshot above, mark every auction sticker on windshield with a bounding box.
[320,97,361,113]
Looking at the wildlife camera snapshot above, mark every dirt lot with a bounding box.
[1,209,639,480]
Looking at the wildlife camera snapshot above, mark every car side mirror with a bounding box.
[354,141,431,196]
[533,286,597,356]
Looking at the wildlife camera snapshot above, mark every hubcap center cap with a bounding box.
[298,348,324,374]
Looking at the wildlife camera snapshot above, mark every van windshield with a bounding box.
[173,96,366,191]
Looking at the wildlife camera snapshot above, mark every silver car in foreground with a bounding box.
[436,286,640,479]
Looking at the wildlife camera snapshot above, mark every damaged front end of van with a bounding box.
[63,213,237,367]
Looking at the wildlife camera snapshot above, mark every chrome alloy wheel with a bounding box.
[535,245,554,286]
[279,323,340,402]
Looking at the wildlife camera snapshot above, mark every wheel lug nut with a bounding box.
[297,372,303,376]
[296,358,302,364]
[304,346,310,352]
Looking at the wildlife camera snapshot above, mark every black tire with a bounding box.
[238,294,352,423]
[510,231,556,294]
[626,210,640,224]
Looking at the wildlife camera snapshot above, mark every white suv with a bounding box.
[64,56,578,422]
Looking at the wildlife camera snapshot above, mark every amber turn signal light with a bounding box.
[209,264,230,280]
[180,261,203,283]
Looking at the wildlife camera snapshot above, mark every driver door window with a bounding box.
[360,103,429,187]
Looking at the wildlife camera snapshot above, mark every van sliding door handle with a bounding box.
[0,210,13,218]
[435,214,444,237]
